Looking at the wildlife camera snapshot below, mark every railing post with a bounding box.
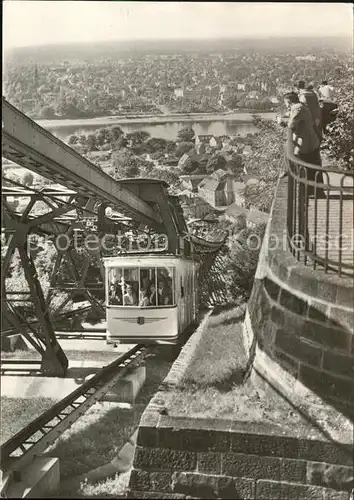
[298,171,306,262]
[286,156,294,253]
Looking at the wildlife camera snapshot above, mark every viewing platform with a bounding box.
[285,148,353,276]
[246,145,353,417]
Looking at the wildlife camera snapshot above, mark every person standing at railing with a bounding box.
[318,80,335,100]
[298,83,322,142]
[318,80,338,135]
[277,91,323,184]
[278,91,325,254]
[295,80,306,94]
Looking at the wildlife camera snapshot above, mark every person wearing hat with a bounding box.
[318,80,338,135]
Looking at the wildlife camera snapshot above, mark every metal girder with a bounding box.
[1,100,230,377]
[2,97,162,228]
[17,243,69,376]
[1,180,109,375]
[1,306,92,338]
[1,193,68,374]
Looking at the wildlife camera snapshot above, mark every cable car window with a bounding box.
[107,265,175,307]
[139,268,157,307]
[108,267,123,305]
[122,268,139,306]
[156,267,174,306]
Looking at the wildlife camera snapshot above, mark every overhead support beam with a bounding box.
[2,98,162,229]
[117,179,181,253]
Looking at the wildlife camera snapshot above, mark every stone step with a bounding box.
[4,457,59,498]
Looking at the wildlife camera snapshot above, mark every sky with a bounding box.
[3,1,353,49]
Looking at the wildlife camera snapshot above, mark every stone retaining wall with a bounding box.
[247,179,354,418]
[130,415,352,499]
[129,309,353,499]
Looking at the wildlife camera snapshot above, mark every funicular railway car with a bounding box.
[104,254,198,344]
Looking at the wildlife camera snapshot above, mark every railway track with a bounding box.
[0,344,147,497]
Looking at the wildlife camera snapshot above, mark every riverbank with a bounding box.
[38,111,276,130]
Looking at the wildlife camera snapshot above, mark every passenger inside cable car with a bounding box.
[149,283,157,306]
[157,278,172,305]
[109,283,122,305]
[139,289,150,307]
[123,284,138,306]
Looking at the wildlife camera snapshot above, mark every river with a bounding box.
[38,112,277,142]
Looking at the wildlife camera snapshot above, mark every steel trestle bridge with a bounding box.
[1,97,227,376]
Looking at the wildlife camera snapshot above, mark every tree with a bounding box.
[3,171,20,185]
[68,134,79,145]
[227,223,266,302]
[131,143,149,155]
[321,71,354,171]
[145,137,168,154]
[86,133,98,151]
[191,162,207,175]
[225,153,244,177]
[95,128,111,146]
[111,150,143,179]
[126,131,150,148]
[259,98,273,111]
[206,153,226,173]
[6,198,19,211]
[233,214,247,233]
[145,167,181,190]
[243,116,286,212]
[164,140,177,155]
[179,154,193,173]
[224,95,238,110]
[108,126,124,142]
[196,153,210,170]
[237,99,247,109]
[39,105,56,119]
[113,135,128,150]
[177,126,195,143]
[22,171,34,186]
[57,101,83,119]
[175,142,195,158]
[243,182,261,210]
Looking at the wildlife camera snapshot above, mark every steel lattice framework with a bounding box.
[1,97,227,376]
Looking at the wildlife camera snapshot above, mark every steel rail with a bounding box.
[0,343,147,487]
